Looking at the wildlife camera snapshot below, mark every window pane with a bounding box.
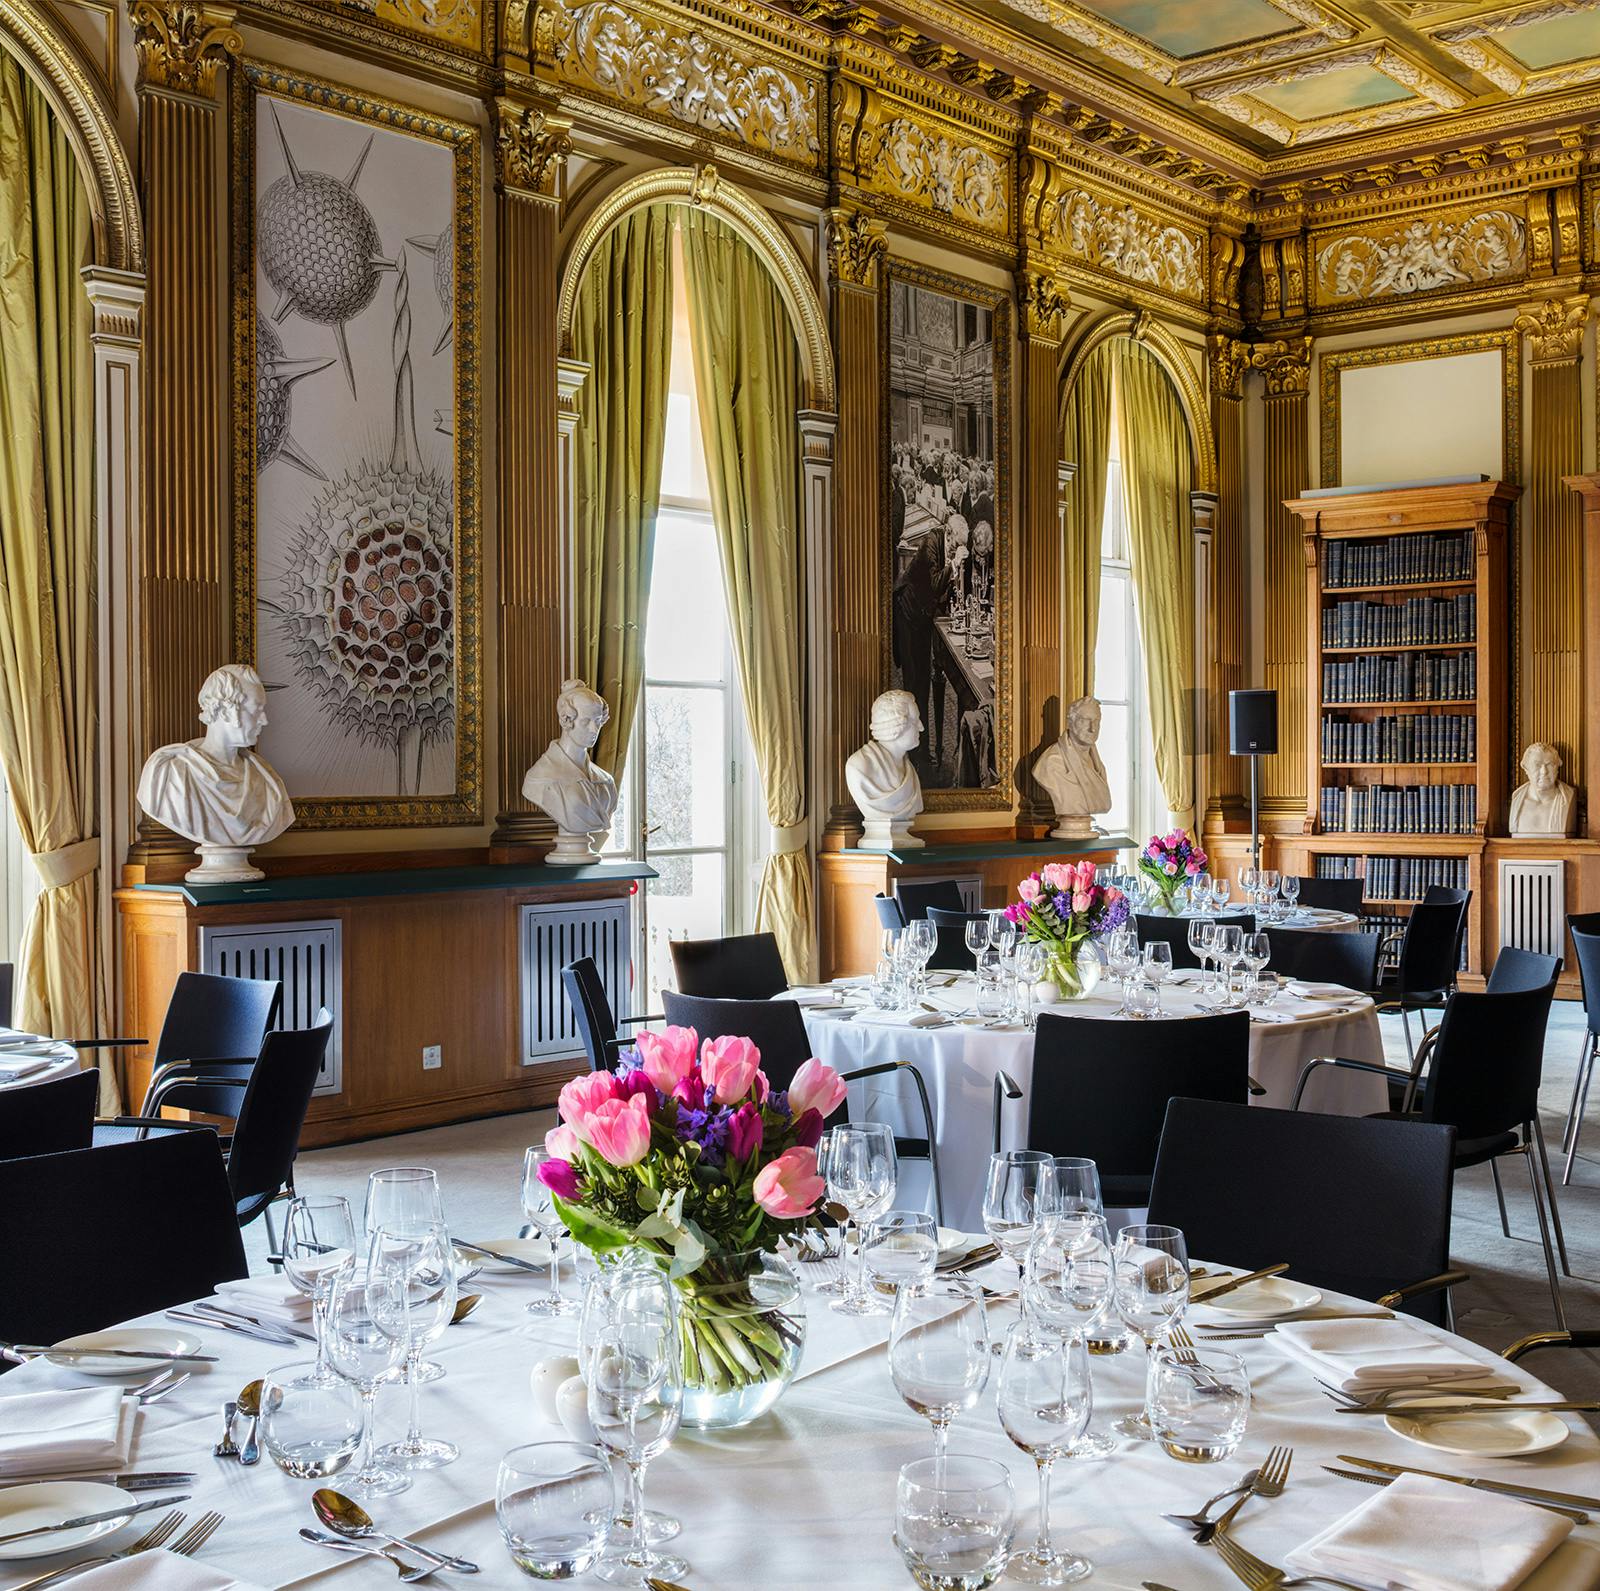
[645,512,726,682]
[1099,701,1131,836]
[645,686,725,848]
[645,851,725,1006]
[1095,572,1130,703]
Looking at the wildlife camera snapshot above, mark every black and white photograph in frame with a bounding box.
[883,262,1009,805]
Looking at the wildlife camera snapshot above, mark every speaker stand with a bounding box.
[1248,753,1261,873]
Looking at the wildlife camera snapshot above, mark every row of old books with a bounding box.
[1321,593,1476,649]
[1323,531,1473,590]
[1320,714,1476,764]
[1318,783,1477,835]
[1320,651,1476,704]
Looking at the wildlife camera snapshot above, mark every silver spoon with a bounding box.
[236,1379,263,1467]
[313,1488,480,1573]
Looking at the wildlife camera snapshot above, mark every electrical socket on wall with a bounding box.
[422,1044,443,1071]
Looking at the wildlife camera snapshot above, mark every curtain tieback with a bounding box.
[769,819,808,856]
[31,837,99,890]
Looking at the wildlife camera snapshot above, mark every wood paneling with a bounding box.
[1563,473,1600,838]
[1207,338,1246,823]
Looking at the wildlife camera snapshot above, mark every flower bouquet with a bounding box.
[538,1026,847,1428]
[1003,859,1129,999]
[1138,827,1207,914]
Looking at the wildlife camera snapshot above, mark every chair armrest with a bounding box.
[1376,1269,1469,1308]
[99,1114,220,1142]
[1503,1329,1600,1363]
[992,1070,1021,1155]
[1291,1055,1404,1112]
[144,1073,251,1116]
[615,1013,665,1028]
[1246,1075,1266,1098]
[61,1036,148,1050]
[840,1060,908,1083]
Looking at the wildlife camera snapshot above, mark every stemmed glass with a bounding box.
[1111,1224,1190,1440]
[827,1122,898,1315]
[988,911,1018,957]
[1048,1158,1102,1226]
[1212,925,1244,1005]
[281,1194,357,1387]
[889,1275,990,1465]
[1024,1209,1116,1460]
[1260,870,1281,920]
[905,918,937,999]
[1105,926,1139,1016]
[1141,942,1172,1015]
[523,1147,577,1317]
[1212,877,1231,912]
[324,1272,409,1498]
[1280,874,1301,916]
[1190,871,1212,912]
[1186,920,1216,995]
[367,1222,459,1469]
[364,1168,447,1383]
[1241,931,1271,991]
[1014,941,1049,1030]
[964,916,991,1012]
[808,1130,847,1298]
[997,1324,1094,1585]
[982,1152,1058,1301]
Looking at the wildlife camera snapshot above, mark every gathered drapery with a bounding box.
[0,57,116,1109]
[1060,340,1116,703]
[1114,337,1196,832]
[677,208,813,982]
[570,204,674,780]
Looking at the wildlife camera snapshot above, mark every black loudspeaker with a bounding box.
[1229,690,1278,756]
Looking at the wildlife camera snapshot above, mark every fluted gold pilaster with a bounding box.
[1207,335,1247,823]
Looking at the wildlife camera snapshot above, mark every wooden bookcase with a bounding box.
[1283,480,1519,977]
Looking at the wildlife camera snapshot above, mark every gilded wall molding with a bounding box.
[824,206,887,289]
[1247,334,1313,397]
[1313,203,1526,306]
[1016,267,1069,341]
[1515,294,1591,364]
[0,0,142,272]
[495,97,573,197]
[1209,333,1247,402]
[868,114,1007,232]
[131,0,242,94]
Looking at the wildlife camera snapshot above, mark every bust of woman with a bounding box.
[523,678,619,864]
[1509,742,1576,838]
[136,663,294,883]
[846,689,925,851]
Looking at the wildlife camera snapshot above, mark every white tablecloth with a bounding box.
[802,976,1389,1229]
[0,1030,79,1090]
[1151,906,1362,932]
[3,1256,1596,1590]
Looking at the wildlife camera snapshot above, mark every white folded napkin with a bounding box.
[1271,1317,1490,1392]
[1286,1473,1571,1591]
[773,988,844,1008]
[0,1386,132,1478]
[214,1273,315,1322]
[66,1555,269,1590]
[851,1009,949,1028]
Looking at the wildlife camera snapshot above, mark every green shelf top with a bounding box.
[838,836,1134,865]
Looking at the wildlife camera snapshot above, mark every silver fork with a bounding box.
[7,1510,186,1591]
[170,1511,225,1556]
[212,1400,240,1459]
[1195,1444,1292,1544]
[138,1372,189,1406]
[1213,1527,1370,1591]
[1161,1461,1262,1532]
[1314,1376,1519,1409]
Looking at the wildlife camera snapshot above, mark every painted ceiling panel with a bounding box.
[1078,0,1297,57]
[1495,13,1600,70]
[1251,62,1414,119]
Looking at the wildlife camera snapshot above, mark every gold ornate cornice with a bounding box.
[1016,267,1069,341]
[824,206,887,288]
[1246,333,1314,398]
[131,1,241,96]
[495,98,572,199]
[1515,293,1591,364]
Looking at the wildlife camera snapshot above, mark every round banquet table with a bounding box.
[799,975,1390,1231]
[3,1254,1598,1589]
[0,1031,79,1091]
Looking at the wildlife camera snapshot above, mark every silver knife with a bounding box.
[5,1344,217,1364]
[0,1473,194,1492]
[1338,1453,1600,1509]
[192,1301,315,1342]
[453,1239,548,1275]
[0,1493,191,1547]
[1338,1398,1600,1416]
[1323,1467,1590,1524]
[165,1308,298,1346]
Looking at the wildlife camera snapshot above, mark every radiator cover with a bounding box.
[519,899,633,1067]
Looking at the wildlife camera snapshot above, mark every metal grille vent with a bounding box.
[519,899,632,1067]
[1498,859,1564,960]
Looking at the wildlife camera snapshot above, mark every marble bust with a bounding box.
[523,678,619,865]
[1032,696,1113,840]
[1509,742,1576,838]
[136,663,295,883]
[846,689,925,851]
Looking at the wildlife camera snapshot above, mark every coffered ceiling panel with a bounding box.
[1077,0,1298,57]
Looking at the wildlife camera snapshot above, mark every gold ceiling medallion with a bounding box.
[541,0,821,166]
[131,0,241,94]
[825,206,888,287]
[1312,205,1525,306]
[1048,186,1204,304]
[494,98,572,197]
[869,116,1008,232]
[1514,294,1590,364]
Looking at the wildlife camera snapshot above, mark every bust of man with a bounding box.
[136,663,295,883]
[1032,696,1113,840]
[523,678,619,865]
[1509,742,1576,838]
[846,689,925,851]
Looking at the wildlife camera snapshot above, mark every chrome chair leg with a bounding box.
[1564,1037,1597,1186]
[1533,1120,1571,1275]
[1400,1006,1415,1064]
[1490,1159,1512,1238]
[1563,1034,1590,1153]
[1519,1143,1569,1332]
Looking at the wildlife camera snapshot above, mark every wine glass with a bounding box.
[1212,877,1231,911]
[281,1194,357,1387]
[1023,1212,1116,1460]
[368,1222,459,1469]
[862,1210,938,1300]
[1111,1223,1190,1439]
[1186,920,1216,995]
[1280,874,1301,915]
[363,1167,448,1385]
[988,911,1018,955]
[997,1324,1093,1584]
[905,918,938,997]
[1105,926,1139,1016]
[807,1130,847,1298]
[523,1147,577,1317]
[1242,931,1270,979]
[1141,942,1172,1015]
[827,1123,898,1316]
[1048,1158,1102,1224]
[964,917,991,1010]
[888,1275,990,1464]
[324,1272,409,1498]
[1014,941,1049,1030]
[588,1306,686,1588]
[982,1152,1058,1290]
[1190,871,1212,912]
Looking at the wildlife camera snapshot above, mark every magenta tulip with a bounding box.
[537,1157,580,1200]
[791,1107,824,1148]
[727,1103,764,1162]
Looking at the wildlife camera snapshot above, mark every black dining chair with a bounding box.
[873,894,907,933]
[1135,912,1253,972]
[669,933,790,1000]
[660,992,945,1223]
[0,1068,99,1159]
[0,1129,248,1355]
[925,906,986,973]
[1485,945,1562,994]
[1561,912,1600,1184]
[998,1010,1250,1206]
[894,880,968,922]
[1148,1098,1464,1327]
[1292,876,1365,916]
[1263,926,1381,990]
[1293,977,1570,1327]
[1376,888,1470,1063]
[561,957,661,1072]
[0,961,12,1028]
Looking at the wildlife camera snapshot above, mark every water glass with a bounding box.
[1124,976,1159,1020]
[325,1274,409,1498]
[1140,942,1172,1014]
[829,1123,898,1316]
[523,1147,576,1317]
[864,1211,939,1298]
[975,958,1009,1024]
[889,1276,990,1462]
[1150,1346,1250,1463]
[260,1362,361,1479]
[497,1441,615,1580]
[281,1194,357,1387]
[1112,1224,1190,1441]
[895,1455,1015,1591]
[368,1221,459,1469]
[1247,970,1278,1008]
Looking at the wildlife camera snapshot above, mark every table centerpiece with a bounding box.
[1137,827,1207,915]
[537,1026,846,1429]
[1004,859,1129,1000]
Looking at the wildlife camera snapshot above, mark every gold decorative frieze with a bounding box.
[868,114,1007,232]
[366,0,481,50]
[825,207,887,288]
[1312,204,1525,305]
[1046,186,1204,303]
[1515,294,1590,364]
[541,0,821,166]
[131,0,240,94]
[495,98,572,197]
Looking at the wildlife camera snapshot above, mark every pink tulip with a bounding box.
[1164,860,1179,876]
[545,1124,581,1160]
[537,1157,580,1200]
[701,1035,763,1105]
[558,1070,624,1143]
[727,1103,764,1162]
[1074,860,1096,889]
[788,1057,847,1120]
[752,1146,824,1219]
[1018,876,1042,905]
[634,1025,699,1096]
[1071,889,1092,914]
[585,1094,653,1167]
[1040,862,1070,891]
[1185,859,1202,877]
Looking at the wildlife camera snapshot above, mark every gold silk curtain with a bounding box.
[1114,338,1196,832]
[677,208,813,982]
[570,205,675,778]
[1060,340,1116,703]
[0,56,115,1108]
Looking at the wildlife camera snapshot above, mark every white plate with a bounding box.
[467,1237,569,1272]
[1384,1396,1571,1458]
[1194,1276,1323,1319]
[0,1482,136,1561]
[937,1228,981,1264]
[46,1329,202,1377]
